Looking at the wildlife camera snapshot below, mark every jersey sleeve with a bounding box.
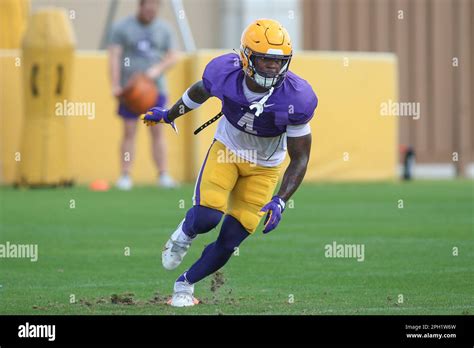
[287,123,311,137]
[202,53,240,100]
[288,87,318,125]
[202,57,224,99]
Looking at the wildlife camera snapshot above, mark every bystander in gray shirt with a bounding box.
[109,15,175,95]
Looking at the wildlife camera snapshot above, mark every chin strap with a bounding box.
[249,86,274,117]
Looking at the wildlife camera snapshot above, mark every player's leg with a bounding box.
[116,117,138,190]
[182,205,223,237]
[169,215,249,307]
[161,205,224,271]
[149,94,177,188]
[162,141,238,270]
[185,166,280,280]
[169,162,281,307]
[227,163,281,233]
[182,214,249,283]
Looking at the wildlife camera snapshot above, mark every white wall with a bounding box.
[30,0,301,51]
[220,0,301,50]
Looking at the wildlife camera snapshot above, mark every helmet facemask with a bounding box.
[241,46,292,89]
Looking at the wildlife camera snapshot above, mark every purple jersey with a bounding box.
[202,53,318,137]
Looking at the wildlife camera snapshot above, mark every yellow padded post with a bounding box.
[17,8,76,186]
[0,0,30,49]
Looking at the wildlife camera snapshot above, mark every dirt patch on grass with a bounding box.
[110,292,136,305]
[146,291,169,305]
[199,270,239,307]
[74,291,169,308]
[95,297,108,304]
[71,272,234,308]
[32,305,49,311]
[210,270,226,293]
[78,298,93,307]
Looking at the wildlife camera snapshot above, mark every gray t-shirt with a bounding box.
[109,16,175,94]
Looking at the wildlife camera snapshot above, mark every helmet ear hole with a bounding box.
[240,46,255,76]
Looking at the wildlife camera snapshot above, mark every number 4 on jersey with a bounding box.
[237,112,258,135]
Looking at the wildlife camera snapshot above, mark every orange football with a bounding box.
[120,73,159,115]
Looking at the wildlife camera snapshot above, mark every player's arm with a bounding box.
[167,80,212,121]
[259,133,312,233]
[277,134,312,201]
[140,80,212,127]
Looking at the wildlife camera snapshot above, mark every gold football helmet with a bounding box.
[240,19,293,89]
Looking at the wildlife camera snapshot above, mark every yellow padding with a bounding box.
[190,50,398,182]
[17,9,75,185]
[0,50,397,184]
[0,0,29,49]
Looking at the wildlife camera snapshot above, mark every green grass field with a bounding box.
[0,180,472,315]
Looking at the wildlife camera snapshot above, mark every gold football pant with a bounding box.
[193,140,282,233]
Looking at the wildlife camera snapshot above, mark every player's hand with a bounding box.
[140,106,178,133]
[259,196,286,234]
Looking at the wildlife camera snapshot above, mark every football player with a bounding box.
[141,18,318,307]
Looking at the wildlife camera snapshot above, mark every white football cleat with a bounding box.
[167,279,199,307]
[162,219,195,270]
[116,175,133,191]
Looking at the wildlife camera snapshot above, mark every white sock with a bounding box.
[174,220,194,243]
[177,230,193,243]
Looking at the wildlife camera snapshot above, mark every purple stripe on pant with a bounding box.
[194,139,216,205]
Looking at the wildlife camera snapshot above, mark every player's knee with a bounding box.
[216,215,249,252]
[183,205,222,235]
